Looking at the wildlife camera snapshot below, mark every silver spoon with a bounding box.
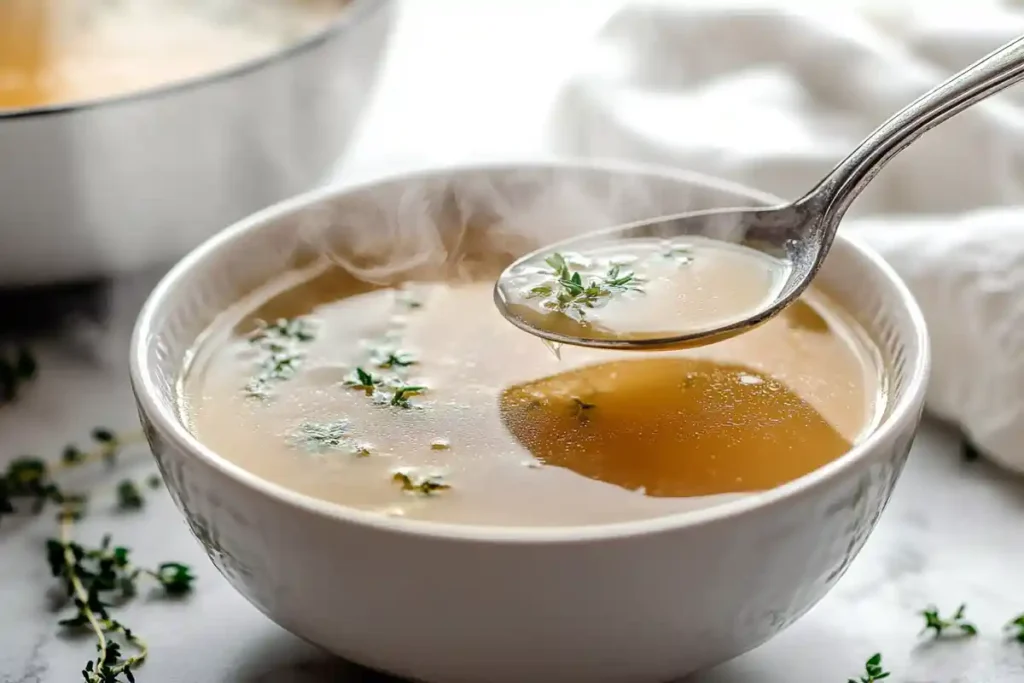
[495,33,1024,351]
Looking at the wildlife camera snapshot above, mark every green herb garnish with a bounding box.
[430,438,451,451]
[291,420,351,453]
[1005,614,1024,642]
[0,423,194,682]
[389,384,426,409]
[921,604,978,638]
[344,367,383,394]
[848,653,890,683]
[392,469,450,495]
[48,530,195,683]
[244,317,316,399]
[371,347,418,369]
[527,252,645,321]
[0,345,37,405]
[116,480,144,510]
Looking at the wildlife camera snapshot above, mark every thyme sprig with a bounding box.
[848,653,890,683]
[525,252,645,322]
[1,423,195,682]
[290,420,372,457]
[0,345,37,405]
[920,604,978,639]
[0,429,136,524]
[48,524,195,683]
[244,317,317,399]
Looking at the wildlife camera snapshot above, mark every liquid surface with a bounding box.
[183,264,883,527]
[0,0,345,110]
[496,237,790,347]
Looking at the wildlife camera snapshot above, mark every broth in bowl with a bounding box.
[0,0,347,110]
[181,237,885,527]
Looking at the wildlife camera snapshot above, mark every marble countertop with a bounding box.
[1,267,1023,683]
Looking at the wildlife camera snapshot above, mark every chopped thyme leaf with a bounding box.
[848,653,890,683]
[291,420,351,453]
[430,438,450,450]
[571,397,596,422]
[920,604,978,639]
[1006,614,1024,642]
[390,384,427,409]
[530,251,646,321]
[116,480,144,510]
[344,367,383,394]
[370,347,417,369]
[392,469,450,495]
[243,316,316,398]
[352,443,373,458]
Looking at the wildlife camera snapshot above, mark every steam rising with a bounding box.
[298,165,755,287]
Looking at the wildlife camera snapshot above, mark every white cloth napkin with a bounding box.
[549,0,1024,473]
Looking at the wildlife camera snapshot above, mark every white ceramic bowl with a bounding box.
[130,161,929,683]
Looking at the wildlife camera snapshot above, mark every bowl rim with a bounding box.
[130,158,931,544]
[0,0,387,121]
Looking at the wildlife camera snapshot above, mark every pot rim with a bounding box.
[130,157,931,545]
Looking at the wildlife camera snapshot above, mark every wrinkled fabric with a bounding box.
[552,0,1024,472]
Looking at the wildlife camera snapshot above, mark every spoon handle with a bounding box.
[802,33,1024,225]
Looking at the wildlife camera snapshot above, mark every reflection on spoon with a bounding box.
[499,356,850,498]
[495,236,790,351]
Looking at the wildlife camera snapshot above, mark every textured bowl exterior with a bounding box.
[0,0,392,285]
[131,162,929,683]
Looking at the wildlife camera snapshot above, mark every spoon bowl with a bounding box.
[496,32,1024,350]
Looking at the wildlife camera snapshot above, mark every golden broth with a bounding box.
[0,0,346,110]
[182,259,884,527]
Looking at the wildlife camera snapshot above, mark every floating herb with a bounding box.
[392,469,450,495]
[526,252,645,321]
[0,345,37,405]
[389,384,427,409]
[344,367,383,394]
[292,420,351,453]
[571,396,596,420]
[1005,614,1024,643]
[146,475,162,490]
[430,438,451,451]
[848,653,890,683]
[920,604,978,638]
[371,347,417,369]
[352,443,373,458]
[244,317,316,399]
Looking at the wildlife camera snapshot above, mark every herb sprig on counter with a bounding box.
[0,413,196,683]
[525,252,645,322]
[848,653,890,683]
[920,604,978,639]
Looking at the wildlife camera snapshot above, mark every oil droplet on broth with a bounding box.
[498,236,790,345]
